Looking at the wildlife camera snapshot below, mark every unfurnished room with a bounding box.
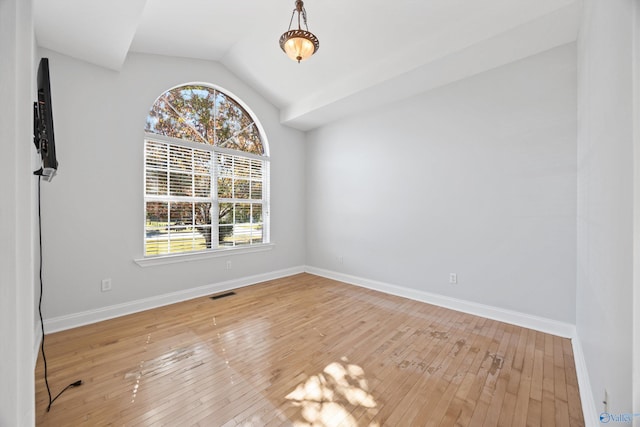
[1,0,639,426]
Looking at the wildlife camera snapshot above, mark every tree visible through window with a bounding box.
[144,85,269,256]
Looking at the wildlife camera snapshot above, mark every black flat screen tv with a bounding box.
[33,57,58,181]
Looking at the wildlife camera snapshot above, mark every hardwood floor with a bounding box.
[35,273,584,426]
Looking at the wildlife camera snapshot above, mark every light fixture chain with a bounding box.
[302,7,309,30]
[287,9,296,31]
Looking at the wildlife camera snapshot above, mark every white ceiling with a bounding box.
[33,0,582,131]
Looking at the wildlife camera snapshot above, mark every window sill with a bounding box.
[134,243,275,267]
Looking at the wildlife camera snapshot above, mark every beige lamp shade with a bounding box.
[279,30,319,63]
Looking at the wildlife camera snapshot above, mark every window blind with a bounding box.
[144,139,268,256]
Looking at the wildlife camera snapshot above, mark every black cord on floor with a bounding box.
[37,176,83,412]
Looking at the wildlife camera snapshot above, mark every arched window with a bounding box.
[143,84,269,256]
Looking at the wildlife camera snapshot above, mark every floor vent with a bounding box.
[210,291,236,300]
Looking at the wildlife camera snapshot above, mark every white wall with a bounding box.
[38,50,306,321]
[306,44,578,323]
[576,0,635,418]
[0,0,36,425]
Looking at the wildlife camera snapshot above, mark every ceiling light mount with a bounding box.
[279,0,319,63]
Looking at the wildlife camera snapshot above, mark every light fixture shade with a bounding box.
[279,29,319,63]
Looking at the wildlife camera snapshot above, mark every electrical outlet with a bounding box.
[101,278,112,292]
[337,255,343,264]
[449,273,457,284]
[226,261,232,270]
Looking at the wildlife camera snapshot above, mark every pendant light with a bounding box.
[279,0,319,63]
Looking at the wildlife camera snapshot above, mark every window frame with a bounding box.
[142,133,271,258]
[138,84,271,263]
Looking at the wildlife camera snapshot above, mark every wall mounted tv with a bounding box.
[33,57,58,181]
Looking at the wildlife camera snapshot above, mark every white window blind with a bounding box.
[144,139,268,256]
[216,152,268,248]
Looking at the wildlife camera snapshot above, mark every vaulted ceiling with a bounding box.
[33,0,582,130]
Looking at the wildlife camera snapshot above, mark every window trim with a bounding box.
[134,242,275,267]
[142,84,271,260]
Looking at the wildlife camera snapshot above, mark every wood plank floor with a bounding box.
[35,273,584,426]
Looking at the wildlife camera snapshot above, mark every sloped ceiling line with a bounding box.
[33,0,581,131]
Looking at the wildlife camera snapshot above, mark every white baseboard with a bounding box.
[44,266,305,333]
[304,266,576,338]
[45,265,575,338]
[571,336,599,427]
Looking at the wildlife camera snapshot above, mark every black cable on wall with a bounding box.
[37,176,82,412]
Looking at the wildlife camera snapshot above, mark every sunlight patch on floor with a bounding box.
[286,357,379,427]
